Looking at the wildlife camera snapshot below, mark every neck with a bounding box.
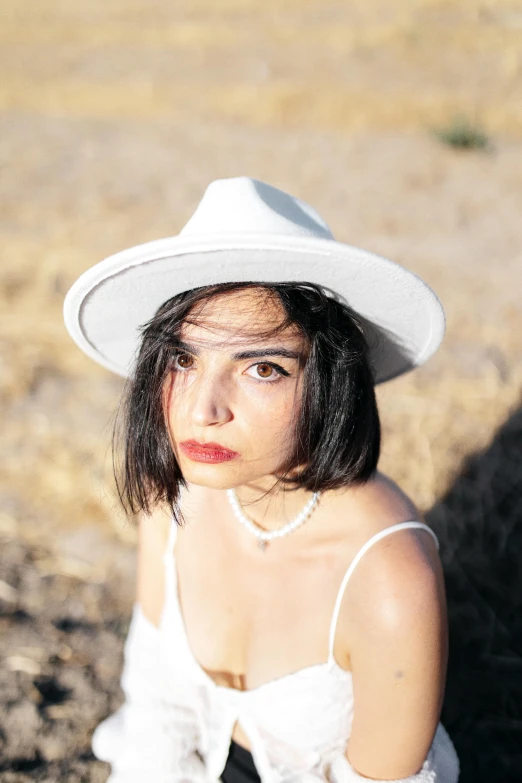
[231,476,319,533]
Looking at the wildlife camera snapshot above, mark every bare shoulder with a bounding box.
[136,502,175,627]
[138,502,173,548]
[342,470,422,525]
[335,471,446,652]
[136,482,203,625]
[138,480,199,547]
[338,470,438,560]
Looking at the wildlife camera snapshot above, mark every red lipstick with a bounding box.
[179,440,239,463]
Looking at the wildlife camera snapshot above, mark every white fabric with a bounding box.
[63,177,446,384]
[92,518,460,783]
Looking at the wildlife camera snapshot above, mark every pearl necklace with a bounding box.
[226,488,321,551]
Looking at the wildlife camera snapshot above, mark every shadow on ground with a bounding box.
[429,404,522,783]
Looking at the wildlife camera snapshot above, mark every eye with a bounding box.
[247,362,288,383]
[172,352,194,370]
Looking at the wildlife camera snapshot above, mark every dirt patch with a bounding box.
[0,530,134,782]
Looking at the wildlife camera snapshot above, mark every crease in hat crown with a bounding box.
[178,177,335,240]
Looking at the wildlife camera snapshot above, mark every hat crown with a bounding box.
[64,175,445,384]
[179,177,334,240]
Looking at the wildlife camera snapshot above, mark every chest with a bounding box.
[174,517,354,694]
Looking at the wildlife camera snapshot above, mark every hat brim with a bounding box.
[63,233,445,385]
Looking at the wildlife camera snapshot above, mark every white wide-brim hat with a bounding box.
[64,176,445,384]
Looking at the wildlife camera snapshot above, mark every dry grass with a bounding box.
[0,0,521,132]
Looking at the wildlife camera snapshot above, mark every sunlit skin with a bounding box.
[162,288,321,533]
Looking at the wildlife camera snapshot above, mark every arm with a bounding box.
[331,529,458,782]
[92,507,214,783]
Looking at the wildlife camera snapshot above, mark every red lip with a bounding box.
[179,440,239,462]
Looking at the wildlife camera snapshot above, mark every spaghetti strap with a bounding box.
[327,522,439,661]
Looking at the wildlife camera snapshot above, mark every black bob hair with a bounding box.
[113,281,381,528]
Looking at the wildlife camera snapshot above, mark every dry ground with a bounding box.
[0,1,521,781]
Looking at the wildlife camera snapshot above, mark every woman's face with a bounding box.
[162,289,309,491]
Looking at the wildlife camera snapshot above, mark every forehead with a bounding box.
[179,288,304,346]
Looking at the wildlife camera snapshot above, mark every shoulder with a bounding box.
[336,470,439,564]
[138,481,199,546]
[136,482,203,625]
[136,503,174,627]
[339,470,422,524]
[138,503,173,550]
[334,471,445,653]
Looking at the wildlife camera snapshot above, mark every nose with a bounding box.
[187,371,233,428]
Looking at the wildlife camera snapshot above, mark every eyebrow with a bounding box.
[175,339,303,362]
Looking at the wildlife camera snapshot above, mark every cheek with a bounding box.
[245,386,299,435]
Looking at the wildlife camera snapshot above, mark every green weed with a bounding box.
[432,115,491,150]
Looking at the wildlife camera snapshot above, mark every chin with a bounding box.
[182,468,238,490]
[183,467,270,493]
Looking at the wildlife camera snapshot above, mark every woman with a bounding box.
[64,177,460,782]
